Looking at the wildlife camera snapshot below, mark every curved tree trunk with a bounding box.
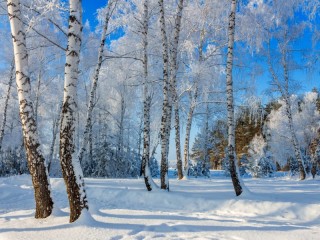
[60,0,88,223]
[226,0,243,196]
[7,0,53,218]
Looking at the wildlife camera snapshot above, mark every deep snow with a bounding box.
[0,172,320,240]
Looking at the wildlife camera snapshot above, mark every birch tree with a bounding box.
[158,0,170,190]
[267,37,307,180]
[141,0,157,191]
[60,0,88,223]
[225,0,243,196]
[0,60,14,152]
[159,0,184,190]
[7,0,53,218]
[78,0,117,164]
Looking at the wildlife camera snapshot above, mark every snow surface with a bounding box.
[1,171,320,240]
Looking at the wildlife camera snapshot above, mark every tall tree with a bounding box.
[159,0,184,190]
[60,0,88,223]
[7,0,53,218]
[0,60,14,152]
[141,0,156,191]
[158,0,170,190]
[78,0,117,164]
[225,0,243,196]
[267,38,307,180]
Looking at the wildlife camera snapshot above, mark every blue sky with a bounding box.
[82,1,108,30]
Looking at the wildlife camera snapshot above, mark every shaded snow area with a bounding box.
[1,172,320,240]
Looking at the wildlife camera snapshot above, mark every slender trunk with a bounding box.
[34,71,41,124]
[0,60,14,152]
[48,102,62,173]
[202,103,210,175]
[226,0,243,196]
[183,92,197,176]
[281,49,306,180]
[174,96,183,179]
[183,29,204,177]
[60,0,88,223]
[158,0,170,190]
[118,94,125,160]
[159,0,184,190]
[7,0,53,218]
[141,0,156,191]
[78,0,115,164]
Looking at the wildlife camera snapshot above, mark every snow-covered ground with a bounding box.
[1,171,320,240]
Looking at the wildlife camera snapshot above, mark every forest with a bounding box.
[0,0,320,239]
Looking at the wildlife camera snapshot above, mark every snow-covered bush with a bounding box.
[248,134,275,177]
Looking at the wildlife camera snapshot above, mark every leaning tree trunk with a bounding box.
[60,0,88,223]
[183,29,204,177]
[78,0,115,164]
[7,0,53,218]
[281,51,306,180]
[0,60,14,152]
[141,0,156,191]
[225,0,243,196]
[158,0,171,191]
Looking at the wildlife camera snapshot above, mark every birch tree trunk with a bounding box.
[225,0,243,196]
[0,60,14,152]
[267,39,307,180]
[281,50,306,180]
[183,91,197,177]
[174,97,183,179]
[60,0,88,223]
[141,0,156,191]
[158,0,170,190]
[34,70,41,124]
[202,102,210,176]
[7,0,53,218]
[48,102,62,173]
[183,29,204,177]
[159,0,184,190]
[78,0,115,164]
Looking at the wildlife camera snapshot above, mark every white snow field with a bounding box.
[0,172,320,240]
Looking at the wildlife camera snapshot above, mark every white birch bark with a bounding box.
[0,60,14,152]
[267,39,306,180]
[48,102,62,173]
[226,0,243,196]
[7,0,53,218]
[60,0,88,223]
[202,102,210,175]
[34,70,41,124]
[78,0,116,164]
[159,0,184,190]
[183,29,204,177]
[158,0,170,190]
[141,0,157,191]
[174,96,183,179]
